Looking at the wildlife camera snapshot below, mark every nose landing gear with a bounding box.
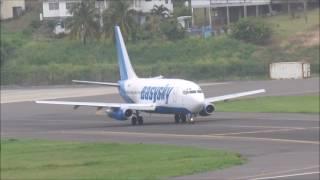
[174,113,195,124]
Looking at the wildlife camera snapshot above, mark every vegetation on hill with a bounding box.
[1,8,319,85]
[230,18,273,44]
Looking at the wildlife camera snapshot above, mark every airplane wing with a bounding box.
[205,89,266,103]
[151,75,163,79]
[72,80,119,87]
[35,101,156,111]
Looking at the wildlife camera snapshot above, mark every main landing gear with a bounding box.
[131,111,143,126]
[174,113,195,124]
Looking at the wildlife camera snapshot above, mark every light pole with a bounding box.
[209,0,212,28]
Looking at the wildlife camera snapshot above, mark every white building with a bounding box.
[191,0,271,9]
[191,0,272,29]
[132,0,173,13]
[0,0,25,20]
[41,0,173,20]
[190,0,318,30]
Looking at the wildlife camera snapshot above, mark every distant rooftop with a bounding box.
[192,0,318,8]
[191,0,271,8]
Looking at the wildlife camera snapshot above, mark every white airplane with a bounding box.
[36,26,265,125]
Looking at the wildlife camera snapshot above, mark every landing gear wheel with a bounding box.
[186,114,195,124]
[189,116,195,124]
[174,114,180,124]
[138,116,144,125]
[131,116,137,126]
[181,114,187,123]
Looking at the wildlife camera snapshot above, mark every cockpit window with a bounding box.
[183,89,203,95]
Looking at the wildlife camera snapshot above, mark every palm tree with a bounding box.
[144,5,170,38]
[102,0,138,41]
[151,5,170,18]
[67,0,100,45]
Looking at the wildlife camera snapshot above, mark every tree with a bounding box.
[151,5,170,18]
[67,0,100,45]
[160,18,185,41]
[102,0,138,41]
[230,18,273,45]
[141,5,171,39]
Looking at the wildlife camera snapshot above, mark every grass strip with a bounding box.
[216,95,319,113]
[1,139,244,180]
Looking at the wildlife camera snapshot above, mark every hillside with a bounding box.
[1,9,319,85]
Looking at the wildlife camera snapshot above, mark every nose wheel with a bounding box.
[174,113,195,124]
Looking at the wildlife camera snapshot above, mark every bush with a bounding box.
[0,39,15,65]
[230,18,273,45]
[22,28,33,36]
[160,18,185,41]
[47,20,57,30]
[30,20,41,29]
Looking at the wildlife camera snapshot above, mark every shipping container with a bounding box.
[269,62,311,80]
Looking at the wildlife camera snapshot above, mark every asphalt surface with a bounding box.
[1,78,319,180]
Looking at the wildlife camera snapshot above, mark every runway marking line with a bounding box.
[211,125,316,129]
[54,130,320,145]
[251,171,320,180]
[199,116,320,122]
[212,127,319,136]
[235,166,319,180]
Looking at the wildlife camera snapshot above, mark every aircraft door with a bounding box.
[171,87,178,105]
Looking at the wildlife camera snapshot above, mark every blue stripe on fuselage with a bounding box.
[153,106,191,114]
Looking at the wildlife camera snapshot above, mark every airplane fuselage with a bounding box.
[119,78,205,114]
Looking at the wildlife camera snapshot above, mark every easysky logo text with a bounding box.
[140,85,174,104]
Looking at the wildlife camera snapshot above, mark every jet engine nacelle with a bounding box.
[107,107,133,120]
[199,103,215,116]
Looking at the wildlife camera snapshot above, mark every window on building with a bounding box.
[165,0,168,4]
[66,3,74,10]
[49,2,59,10]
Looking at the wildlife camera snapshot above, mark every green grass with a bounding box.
[1,139,244,180]
[263,8,319,39]
[216,95,320,113]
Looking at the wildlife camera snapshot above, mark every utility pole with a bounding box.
[287,0,291,15]
[268,1,273,16]
[226,0,230,25]
[209,0,212,28]
[244,0,247,18]
[303,0,308,23]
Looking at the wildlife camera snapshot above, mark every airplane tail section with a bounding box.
[115,26,138,80]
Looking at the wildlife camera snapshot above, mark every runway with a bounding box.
[1,78,319,179]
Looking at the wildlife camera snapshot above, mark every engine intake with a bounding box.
[107,107,133,120]
[199,103,215,116]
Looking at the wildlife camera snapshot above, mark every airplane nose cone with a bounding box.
[190,95,205,112]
